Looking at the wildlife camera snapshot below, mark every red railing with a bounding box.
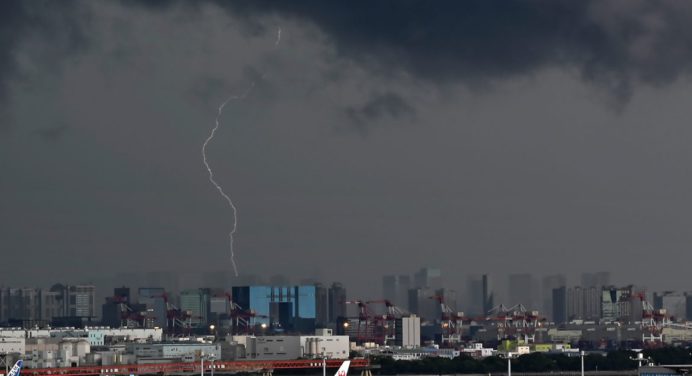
[21,359,370,376]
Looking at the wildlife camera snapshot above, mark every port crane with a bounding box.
[429,295,464,345]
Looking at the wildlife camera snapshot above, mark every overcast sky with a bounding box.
[3,1,692,299]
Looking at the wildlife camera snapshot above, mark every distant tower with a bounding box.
[541,274,566,321]
[552,286,567,324]
[686,293,692,322]
[408,287,437,322]
[482,274,494,314]
[315,284,329,327]
[180,288,211,327]
[464,276,483,316]
[398,275,412,310]
[382,275,412,310]
[328,282,347,324]
[383,275,397,302]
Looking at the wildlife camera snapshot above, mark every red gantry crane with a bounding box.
[485,303,541,343]
[429,295,464,345]
[365,299,408,345]
[345,300,374,344]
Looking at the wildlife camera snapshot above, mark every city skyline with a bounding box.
[4,268,689,319]
[4,269,692,327]
[1,267,686,305]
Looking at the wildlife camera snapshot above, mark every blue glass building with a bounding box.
[232,285,317,333]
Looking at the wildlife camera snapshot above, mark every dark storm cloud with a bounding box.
[4,1,692,115]
[0,1,29,132]
[0,1,89,129]
[218,0,692,103]
[345,92,416,134]
[0,1,28,103]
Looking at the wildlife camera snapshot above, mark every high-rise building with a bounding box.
[40,289,63,323]
[395,315,421,348]
[383,275,397,302]
[101,298,121,328]
[0,288,8,323]
[552,287,567,324]
[464,276,484,316]
[482,274,494,315]
[316,284,329,327]
[209,291,231,326]
[23,288,42,322]
[601,285,641,322]
[398,276,411,309]
[3,288,42,324]
[138,287,168,328]
[231,285,318,333]
[1,285,95,326]
[69,285,97,318]
[408,287,437,322]
[583,286,601,319]
[209,295,229,315]
[382,275,412,309]
[47,284,96,320]
[180,288,211,327]
[101,287,131,328]
[566,287,585,320]
[654,291,687,321]
[541,274,566,321]
[49,284,67,318]
[601,286,623,321]
[328,282,347,324]
[686,293,692,322]
[552,286,601,323]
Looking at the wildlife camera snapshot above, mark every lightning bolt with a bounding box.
[202,28,281,277]
[202,84,255,277]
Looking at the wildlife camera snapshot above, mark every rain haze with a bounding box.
[2,1,692,301]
